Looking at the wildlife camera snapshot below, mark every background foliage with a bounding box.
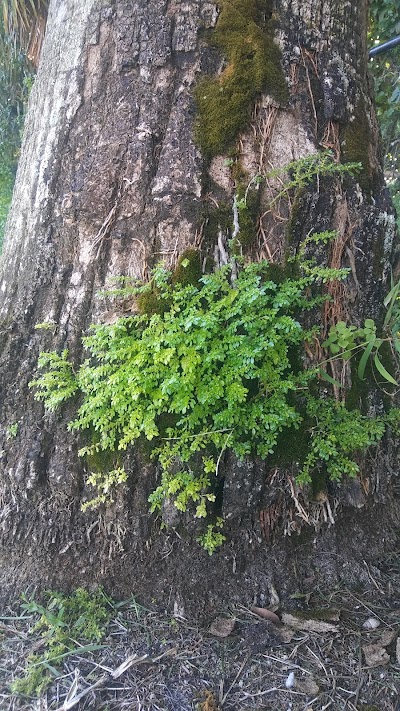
[0,1,46,250]
[0,20,32,248]
[369,0,400,218]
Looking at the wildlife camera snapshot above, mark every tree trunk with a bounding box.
[0,0,398,614]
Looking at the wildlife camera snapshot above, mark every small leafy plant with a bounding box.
[30,349,78,410]
[6,422,18,439]
[29,149,400,552]
[322,319,398,385]
[29,247,395,551]
[239,151,362,210]
[298,398,387,485]
[11,588,112,697]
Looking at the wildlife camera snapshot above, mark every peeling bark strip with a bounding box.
[0,1,398,610]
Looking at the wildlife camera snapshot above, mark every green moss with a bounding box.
[345,375,368,411]
[137,251,203,314]
[310,468,327,499]
[85,448,117,474]
[269,421,310,467]
[194,0,289,157]
[264,261,288,284]
[136,288,170,316]
[342,101,373,190]
[236,187,260,250]
[172,249,202,287]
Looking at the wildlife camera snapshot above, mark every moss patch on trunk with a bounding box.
[194,0,288,157]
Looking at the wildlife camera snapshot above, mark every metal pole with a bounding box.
[369,35,400,57]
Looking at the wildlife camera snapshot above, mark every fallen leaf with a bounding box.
[362,642,390,667]
[296,677,320,696]
[396,636,400,664]
[379,629,396,647]
[208,617,236,638]
[281,613,337,633]
[199,690,220,711]
[251,606,281,626]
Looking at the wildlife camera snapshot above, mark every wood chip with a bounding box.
[396,636,400,665]
[281,613,337,633]
[208,617,236,638]
[269,583,280,611]
[362,642,390,667]
[296,677,320,696]
[379,629,396,647]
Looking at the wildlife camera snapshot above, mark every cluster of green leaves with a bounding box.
[240,152,362,211]
[11,588,112,697]
[31,246,397,552]
[32,261,331,529]
[298,398,387,485]
[323,268,400,386]
[197,517,226,555]
[6,421,18,438]
[81,466,128,511]
[29,142,400,552]
[30,348,79,409]
[383,274,400,357]
[323,319,397,386]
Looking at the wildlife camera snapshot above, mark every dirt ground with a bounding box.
[0,552,399,711]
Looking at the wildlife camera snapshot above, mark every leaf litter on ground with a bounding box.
[0,555,399,710]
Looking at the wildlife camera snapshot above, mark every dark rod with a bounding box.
[369,35,400,57]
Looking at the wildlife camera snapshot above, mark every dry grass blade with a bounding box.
[111,653,149,678]
[54,673,108,711]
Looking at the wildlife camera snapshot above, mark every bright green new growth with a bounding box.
[30,245,395,552]
[298,398,386,485]
[33,261,327,518]
[29,149,399,553]
[11,588,112,697]
[81,467,128,511]
[30,349,78,410]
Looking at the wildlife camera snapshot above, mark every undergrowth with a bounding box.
[29,153,400,553]
[11,588,112,697]
[30,256,400,552]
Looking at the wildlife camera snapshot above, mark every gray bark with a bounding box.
[0,0,398,613]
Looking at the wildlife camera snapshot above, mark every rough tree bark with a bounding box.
[0,0,398,614]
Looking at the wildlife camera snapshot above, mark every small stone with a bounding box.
[285,671,295,688]
[362,617,380,630]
